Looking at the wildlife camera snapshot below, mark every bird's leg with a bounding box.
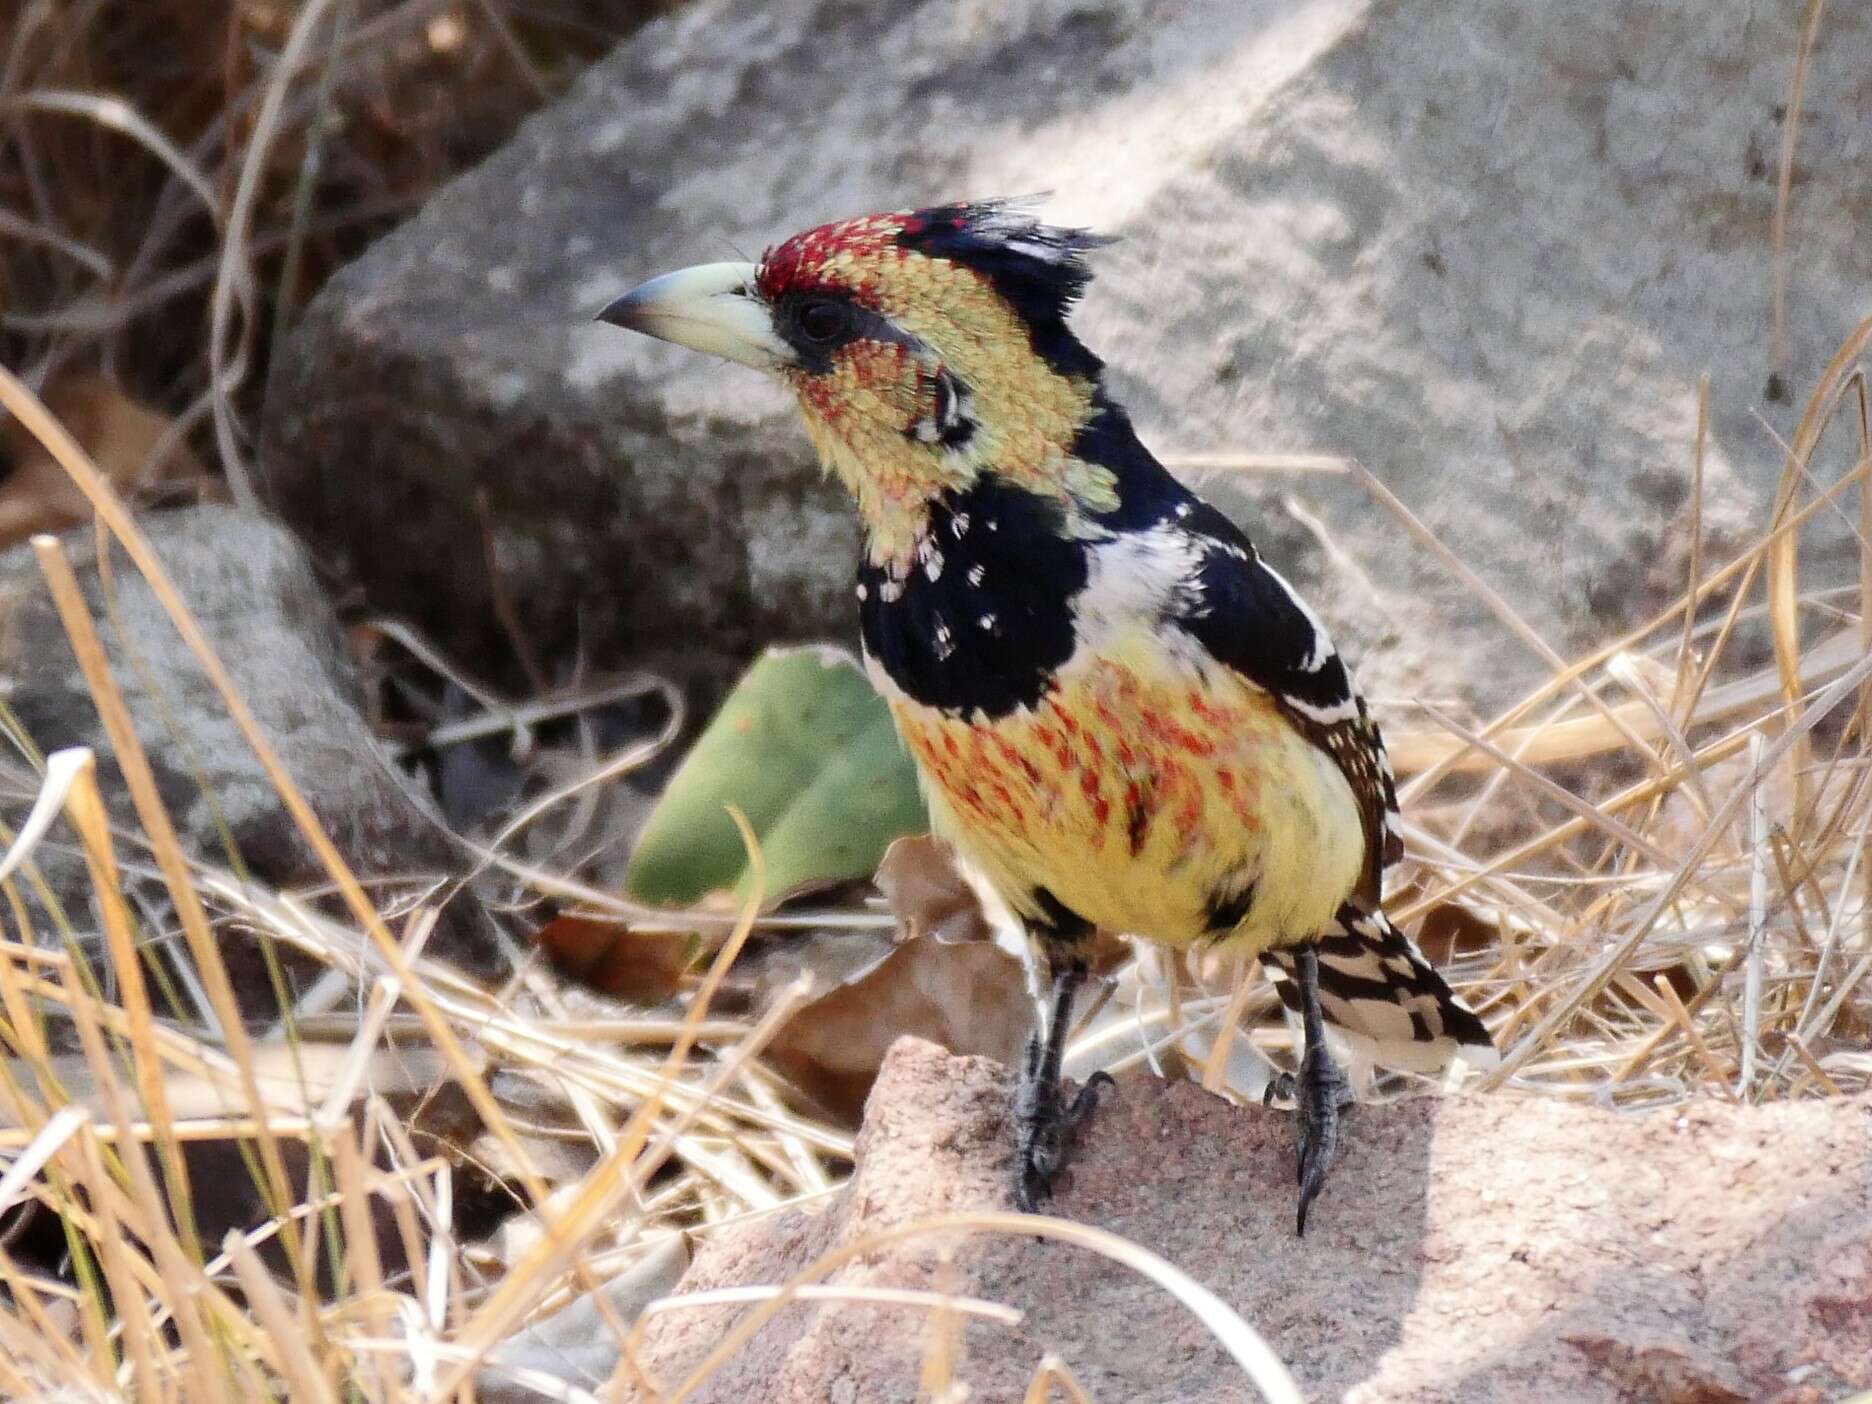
[1013,956,1113,1210]
[1262,945,1352,1235]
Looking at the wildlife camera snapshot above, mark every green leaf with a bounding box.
[626,646,928,906]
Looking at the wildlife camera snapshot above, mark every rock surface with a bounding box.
[0,506,504,1005]
[262,0,1871,709]
[628,1038,1872,1403]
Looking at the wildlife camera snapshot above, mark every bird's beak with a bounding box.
[594,261,789,370]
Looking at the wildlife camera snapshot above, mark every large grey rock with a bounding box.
[0,506,505,1010]
[630,1037,1872,1403]
[262,0,1872,710]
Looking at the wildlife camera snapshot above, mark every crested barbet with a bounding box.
[600,200,1496,1233]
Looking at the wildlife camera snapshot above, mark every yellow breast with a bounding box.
[889,627,1365,952]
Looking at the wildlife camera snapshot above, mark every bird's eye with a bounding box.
[795,297,853,346]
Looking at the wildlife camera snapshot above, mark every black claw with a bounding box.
[1293,1049,1349,1234]
[1013,1069,1113,1209]
[1070,1069,1115,1122]
[1015,1160,1046,1213]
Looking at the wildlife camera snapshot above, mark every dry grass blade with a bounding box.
[1023,1354,1098,1404]
[59,749,199,1257]
[1649,976,1738,1102]
[0,1103,87,1210]
[1199,960,1263,1093]
[0,205,111,278]
[1769,0,1829,389]
[1672,374,1710,709]
[1394,444,1870,783]
[33,531,316,1314]
[0,746,88,886]
[442,814,780,1395]
[1414,700,1683,871]
[658,1211,1302,1404]
[642,1282,1023,1326]
[1392,627,1860,776]
[4,88,219,215]
[0,366,575,1257]
[326,1124,397,1403]
[59,952,235,1401]
[1738,734,1769,1096]
[1767,319,1872,791]
[208,0,350,511]
[82,1131,164,1404]
[1162,452,1353,476]
[1605,654,1713,818]
[1345,458,1660,767]
[226,1229,337,1404]
[1484,648,1872,1087]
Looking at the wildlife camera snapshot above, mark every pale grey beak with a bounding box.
[595,260,789,370]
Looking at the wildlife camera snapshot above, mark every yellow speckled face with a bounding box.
[755,208,1116,563]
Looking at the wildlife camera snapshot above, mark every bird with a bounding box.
[598,199,1497,1233]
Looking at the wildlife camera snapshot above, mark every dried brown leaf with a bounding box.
[0,373,211,548]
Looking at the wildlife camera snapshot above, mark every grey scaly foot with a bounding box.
[1264,1052,1352,1232]
[1015,1053,1114,1208]
[1012,961,1114,1210]
[1264,944,1355,1235]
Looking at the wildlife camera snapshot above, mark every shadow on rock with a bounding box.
[628,1037,1434,1402]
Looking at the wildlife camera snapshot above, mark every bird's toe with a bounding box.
[1011,1071,1112,1211]
[1292,1053,1350,1234]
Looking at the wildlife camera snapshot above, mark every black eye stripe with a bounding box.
[772,292,911,368]
[779,293,858,344]
[772,292,863,365]
[797,299,850,342]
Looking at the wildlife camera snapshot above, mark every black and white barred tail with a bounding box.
[1260,905,1496,1074]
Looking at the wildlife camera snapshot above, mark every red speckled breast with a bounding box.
[884,630,1370,951]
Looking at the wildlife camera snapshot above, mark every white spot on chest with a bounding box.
[1060,527,1212,682]
[1076,529,1203,642]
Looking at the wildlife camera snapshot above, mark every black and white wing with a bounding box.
[1169,500,1403,908]
[1160,501,1494,1069]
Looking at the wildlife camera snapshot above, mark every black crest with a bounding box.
[896,199,1111,378]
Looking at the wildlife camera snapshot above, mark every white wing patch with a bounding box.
[1256,560,1337,674]
[1281,693,1361,725]
[1072,527,1206,648]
